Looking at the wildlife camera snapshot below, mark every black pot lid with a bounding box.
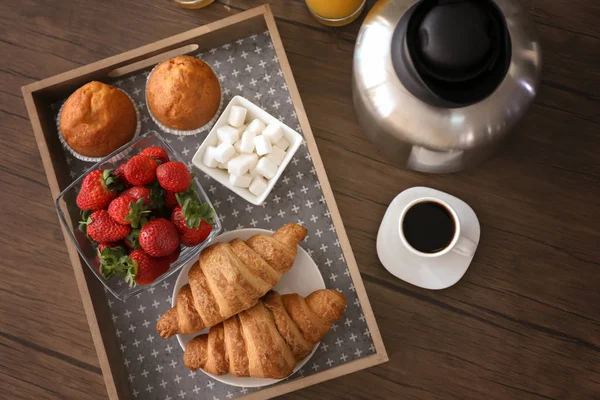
[392,0,512,108]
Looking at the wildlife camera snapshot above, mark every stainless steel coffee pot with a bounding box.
[352,0,542,173]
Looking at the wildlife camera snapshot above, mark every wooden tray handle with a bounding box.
[108,44,199,77]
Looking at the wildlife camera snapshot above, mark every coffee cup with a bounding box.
[398,197,476,258]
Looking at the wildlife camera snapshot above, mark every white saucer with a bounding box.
[173,228,325,388]
[376,187,480,290]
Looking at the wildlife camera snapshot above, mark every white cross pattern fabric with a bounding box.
[53,32,375,399]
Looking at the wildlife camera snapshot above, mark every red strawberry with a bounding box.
[81,210,131,242]
[165,191,178,209]
[108,195,150,227]
[124,250,170,286]
[76,169,122,210]
[156,162,192,193]
[164,245,181,264]
[141,146,169,164]
[139,218,179,257]
[114,164,131,188]
[124,154,158,185]
[122,186,152,206]
[171,204,214,246]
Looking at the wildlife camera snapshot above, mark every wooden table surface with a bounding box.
[2,0,599,399]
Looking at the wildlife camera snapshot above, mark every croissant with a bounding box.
[157,223,307,339]
[183,289,347,379]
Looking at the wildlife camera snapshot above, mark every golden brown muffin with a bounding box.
[146,56,221,131]
[60,81,137,157]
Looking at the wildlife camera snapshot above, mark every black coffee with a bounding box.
[402,201,456,253]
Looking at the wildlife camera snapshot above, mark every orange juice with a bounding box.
[174,0,214,9]
[306,0,366,26]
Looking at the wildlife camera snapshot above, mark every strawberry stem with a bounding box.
[125,198,151,228]
[176,185,216,229]
[97,245,128,280]
[102,169,124,192]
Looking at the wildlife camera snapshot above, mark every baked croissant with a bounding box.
[157,223,307,339]
[183,289,346,379]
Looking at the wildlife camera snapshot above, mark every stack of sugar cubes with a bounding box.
[202,105,290,197]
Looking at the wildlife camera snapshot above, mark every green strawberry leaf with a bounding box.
[126,228,142,250]
[179,196,217,229]
[78,210,92,233]
[122,256,138,288]
[124,198,151,229]
[148,180,166,210]
[97,245,128,280]
[102,169,125,192]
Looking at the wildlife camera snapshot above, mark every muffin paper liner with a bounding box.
[56,89,142,163]
[145,61,224,137]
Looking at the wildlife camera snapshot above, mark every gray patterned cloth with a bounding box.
[54,32,375,399]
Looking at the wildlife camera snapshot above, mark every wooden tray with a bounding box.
[22,5,387,399]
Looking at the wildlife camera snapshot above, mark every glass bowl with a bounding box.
[55,131,221,300]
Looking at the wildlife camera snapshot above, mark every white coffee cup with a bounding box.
[398,197,477,258]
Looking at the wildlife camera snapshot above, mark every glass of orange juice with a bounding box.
[174,0,214,9]
[305,0,366,27]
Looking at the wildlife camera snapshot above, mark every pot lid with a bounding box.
[392,0,512,108]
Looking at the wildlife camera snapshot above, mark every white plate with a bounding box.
[192,96,302,205]
[377,187,480,290]
[173,228,325,387]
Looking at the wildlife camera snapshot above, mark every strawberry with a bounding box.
[76,169,123,210]
[124,154,158,185]
[80,210,131,242]
[108,195,150,227]
[139,218,179,257]
[114,164,131,188]
[122,186,152,206]
[96,242,128,279]
[123,250,170,286]
[141,146,169,164]
[165,191,178,209]
[156,162,192,193]
[171,203,215,246]
[164,245,181,265]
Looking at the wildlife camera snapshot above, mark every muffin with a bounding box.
[60,81,137,158]
[146,56,221,131]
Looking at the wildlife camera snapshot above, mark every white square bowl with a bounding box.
[192,95,302,205]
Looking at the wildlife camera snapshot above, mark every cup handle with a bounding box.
[451,236,477,257]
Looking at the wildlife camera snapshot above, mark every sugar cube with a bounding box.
[234,140,243,153]
[214,142,235,163]
[202,146,218,168]
[239,131,256,153]
[254,135,272,156]
[227,153,257,176]
[217,125,241,145]
[275,136,290,151]
[245,153,259,171]
[255,157,278,179]
[228,106,247,128]
[229,173,252,188]
[249,176,268,197]
[249,167,260,178]
[266,146,286,166]
[247,119,266,135]
[262,122,283,144]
